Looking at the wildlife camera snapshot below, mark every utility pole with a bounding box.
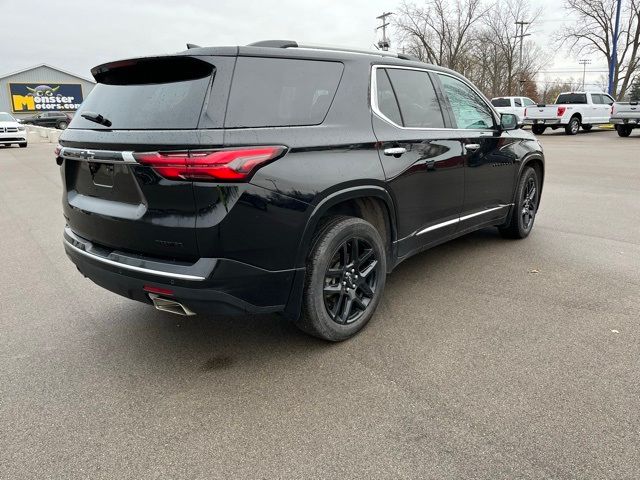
[376,12,393,51]
[578,59,591,90]
[608,0,623,97]
[515,20,531,95]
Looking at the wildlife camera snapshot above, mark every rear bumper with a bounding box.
[63,226,301,315]
[610,117,639,125]
[523,118,562,126]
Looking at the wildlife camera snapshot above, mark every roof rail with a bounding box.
[246,40,403,58]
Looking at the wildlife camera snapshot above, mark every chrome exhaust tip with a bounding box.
[148,294,196,316]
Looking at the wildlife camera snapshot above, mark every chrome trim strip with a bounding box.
[416,204,512,236]
[60,147,137,164]
[63,238,206,281]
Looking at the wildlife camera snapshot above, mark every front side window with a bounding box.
[438,74,494,130]
[382,68,445,128]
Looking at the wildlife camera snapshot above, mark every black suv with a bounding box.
[22,111,71,129]
[58,41,544,341]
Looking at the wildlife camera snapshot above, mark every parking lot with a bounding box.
[1,129,639,479]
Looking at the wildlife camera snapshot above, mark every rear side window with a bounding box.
[225,57,343,128]
[71,57,214,130]
[375,69,403,125]
[514,98,523,107]
[382,68,445,128]
[491,98,511,107]
[556,93,587,104]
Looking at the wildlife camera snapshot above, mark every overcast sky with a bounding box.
[1,0,609,91]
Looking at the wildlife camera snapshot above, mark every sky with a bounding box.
[1,0,609,93]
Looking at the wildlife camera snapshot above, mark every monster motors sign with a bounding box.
[10,83,84,113]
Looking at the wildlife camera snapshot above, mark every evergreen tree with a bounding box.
[630,77,640,102]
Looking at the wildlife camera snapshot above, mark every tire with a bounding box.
[57,121,68,130]
[582,124,593,131]
[531,125,546,135]
[296,216,387,341]
[499,167,540,239]
[616,125,632,137]
[19,142,27,148]
[565,116,580,135]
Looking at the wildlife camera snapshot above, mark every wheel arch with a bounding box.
[517,154,545,203]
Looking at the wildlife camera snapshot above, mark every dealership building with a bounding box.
[0,64,95,119]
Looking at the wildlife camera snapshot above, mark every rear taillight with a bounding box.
[611,105,615,115]
[557,107,566,117]
[134,146,286,182]
[524,108,528,117]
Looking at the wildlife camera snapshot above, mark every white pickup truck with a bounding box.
[490,96,537,123]
[523,92,615,135]
[610,101,640,137]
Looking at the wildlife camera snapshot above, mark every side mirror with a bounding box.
[500,113,519,131]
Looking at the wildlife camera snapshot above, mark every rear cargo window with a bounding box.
[224,57,343,128]
[491,98,511,107]
[70,57,214,130]
[556,93,587,104]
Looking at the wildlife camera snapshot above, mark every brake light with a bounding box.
[557,107,566,117]
[524,108,528,117]
[134,146,286,181]
[611,105,615,115]
[54,144,62,157]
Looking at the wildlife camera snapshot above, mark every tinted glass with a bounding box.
[0,113,15,122]
[514,98,523,107]
[602,94,615,105]
[556,93,587,104]
[376,69,403,125]
[523,98,536,106]
[71,76,211,130]
[225,57,343,128]
[386,69,444,128]
[491,98,511,107]
[438,74,494,130]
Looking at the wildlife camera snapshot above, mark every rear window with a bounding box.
[556,93,587,104]
[224,57,343,128]
[70,57,214,130]
[491,98,511,107]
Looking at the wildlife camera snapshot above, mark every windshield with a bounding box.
[0,113,16,122]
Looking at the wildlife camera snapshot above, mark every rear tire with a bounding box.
[565,116,580,135]
[582,124,593,131]
[531,125,546,135]
[296,216,387,341]
[499,167,539,239]
[57,121,68,130]
[616,125,632,137]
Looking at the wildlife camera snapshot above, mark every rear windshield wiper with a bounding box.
[81,111,112,127]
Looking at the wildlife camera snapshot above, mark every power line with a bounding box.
[515,20,532,95]
[578,59,592,89]
[376,12,393,51]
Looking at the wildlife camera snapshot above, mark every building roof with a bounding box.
[0,63,95,84]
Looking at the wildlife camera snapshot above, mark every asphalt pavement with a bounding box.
[1,128,639,479]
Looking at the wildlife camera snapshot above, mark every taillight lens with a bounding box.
[611,105,615,115]
[557,107,566,117]
[134,146,285,182]
[524,108,528,117]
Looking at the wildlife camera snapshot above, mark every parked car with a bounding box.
[20,111,71,129]
[490,96,536,122]
[58,41,545,341]
[523,91,615,135]
[610,101,639,137]
[0,112,27,147]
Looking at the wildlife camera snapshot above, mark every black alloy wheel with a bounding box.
[322,237,379,325]
[521,176,537,232]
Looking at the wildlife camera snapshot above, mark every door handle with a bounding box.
[465,143,481,152]
[383,147,407,157]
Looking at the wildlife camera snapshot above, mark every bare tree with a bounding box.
[394,0,488,74]
[559,0,640,98]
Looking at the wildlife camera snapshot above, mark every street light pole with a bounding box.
[608,0,623,97]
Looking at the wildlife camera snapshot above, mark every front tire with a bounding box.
[499,167,540,239]
[19,142,27,148]
[565,116,580,135]
[531,125,546,135]
[296,216,387,341]
[616,125,632,137]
